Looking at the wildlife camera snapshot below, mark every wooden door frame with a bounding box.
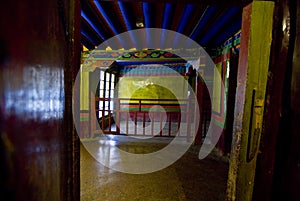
[252,0,296,200]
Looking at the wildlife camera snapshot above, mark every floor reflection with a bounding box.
[80,135,229,201]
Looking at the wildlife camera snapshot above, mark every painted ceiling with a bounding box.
[80,0,247,51]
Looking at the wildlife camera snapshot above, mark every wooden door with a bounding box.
[0,0,81,200]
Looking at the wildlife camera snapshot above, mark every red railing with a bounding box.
[90,93,198,141]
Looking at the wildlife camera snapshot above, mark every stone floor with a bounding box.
[80,135,229,201]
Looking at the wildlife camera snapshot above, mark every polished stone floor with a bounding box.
[80,135,229,201]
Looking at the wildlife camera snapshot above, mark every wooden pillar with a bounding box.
[116,99,121,134]
[65,0,81,200]
[268,0,300,200]
[226,1,274,201]
[0,0,80,200]
[194,76,204,145]
[224,52,239,155]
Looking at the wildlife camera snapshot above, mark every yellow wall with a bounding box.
[118,76,188,104]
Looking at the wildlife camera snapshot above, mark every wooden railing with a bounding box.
[90,93,199,141]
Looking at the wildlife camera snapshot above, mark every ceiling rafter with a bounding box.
[189,5,217,40]
[81,17,104,44]
[92,1,119,35]
[161,3,174,30]
[170,4,185,31]
[81,33,97,49]
[154,3,165,28]
[94,0,249,7]
[198,6,241,45]
[118,1,134,30]
[182,4,206,37]
[81,0,114,40]
[81,0,244,50]
[130,2,144,29]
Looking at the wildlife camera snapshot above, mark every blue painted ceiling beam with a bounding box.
[172,4,195,47]
[162,3,174,30]
[94,1,131,49]
[94,1,119,35]
[81,10,106,41]
[142,2,153,48]
[143,2,153,28]
[118,2,133,30]
[160,3,175,48]
[176,4,195,34]
[189,5,217,40]
[198,7,241,46]
[81,31,97,47]
[81,29,99,45]
[210,18,242,47]
[118,1,137,48]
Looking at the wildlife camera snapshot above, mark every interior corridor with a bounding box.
[80,136,229,201]
[2,1,300,201]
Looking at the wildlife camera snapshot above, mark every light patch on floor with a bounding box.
[80,136,229,201]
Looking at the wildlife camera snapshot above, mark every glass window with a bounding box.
[97,70,116,118]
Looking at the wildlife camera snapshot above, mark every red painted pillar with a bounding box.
[0,0,80,200]
[194,76,204,145]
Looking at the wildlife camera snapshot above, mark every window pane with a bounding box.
[110,81,114,90]
[99,80,104,90]
[110,101,114,110]
[111,74,115,83]
[99,89,104,97]
[99,101,103,109]
[100,71,105,81]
